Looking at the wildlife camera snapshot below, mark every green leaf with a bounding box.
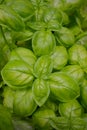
[42,7,62,31]
[12,29,33,42]
[49,72,80,102]
[68,44,87,72]
[5,0,34,18]
[3,28,16,50]
[51,46,68,70]
[1,60,34,89]
[61,65,84,84]
[42,98,58,112]
[13,88,37,117]
[49,116,69,130]
[32,107,56,129]
[0,104,14,130]
[27,21,46,31]
[49,117,86,130]
[59,99,84,118]
[45,0,64,10]
[32,30,56,56]
[1,47,37,89]
[55,27,75,47]
[9,47,37,68]
[68,44,87,65]
[32,78,50,106]
[33,55,53,79]
[3,87,15,110]
[0,5,25,31]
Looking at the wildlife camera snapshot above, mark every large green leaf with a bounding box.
[1,60,34,89]
[1,47,37,89]
[49,72,80,102]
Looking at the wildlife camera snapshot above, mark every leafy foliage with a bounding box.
[0,0,87,130]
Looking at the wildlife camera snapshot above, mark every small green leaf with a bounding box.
[55,27,75,47]
[3,87,15,110]
[27,21,46,31]
[32,78,50,106]
[61,65,84,84]
[34,55,53,79]
[12,29,33,42]
[68,44,87,71]
[51,46,68,70]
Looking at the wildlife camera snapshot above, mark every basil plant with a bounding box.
[1,47,52,107]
